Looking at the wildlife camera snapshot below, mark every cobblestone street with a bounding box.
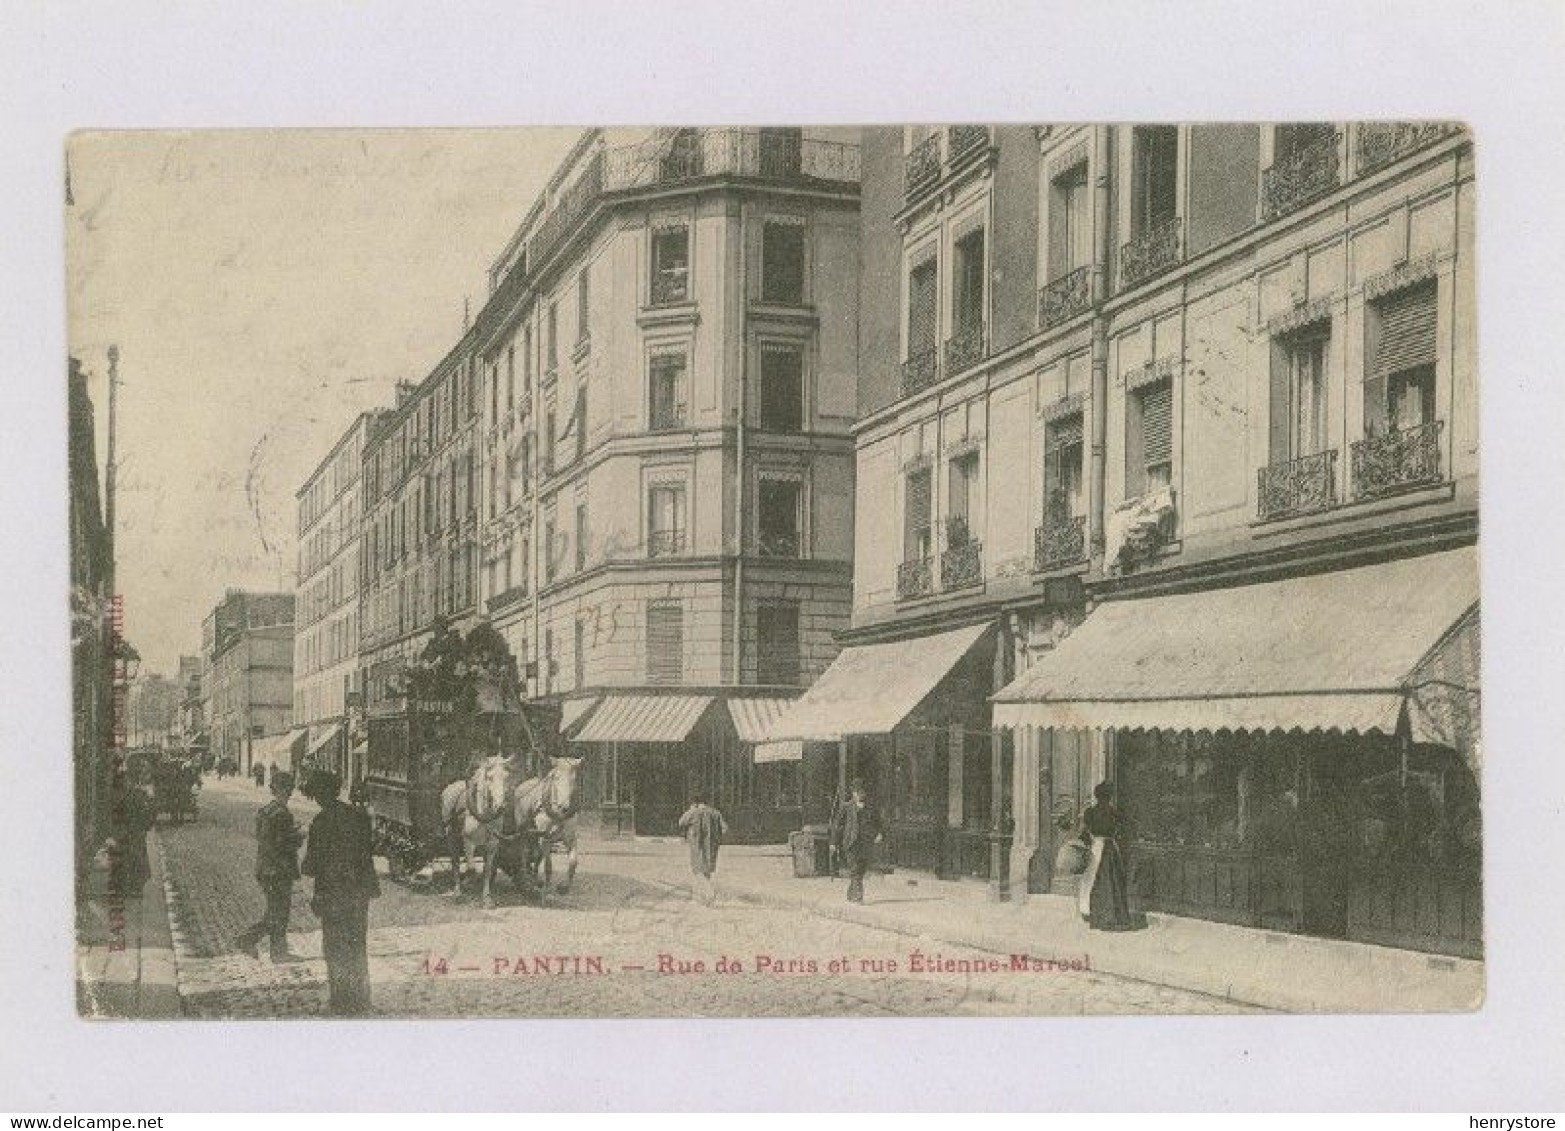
[157,776,1256,1018]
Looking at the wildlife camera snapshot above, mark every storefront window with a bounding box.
[1119,731,1300,852]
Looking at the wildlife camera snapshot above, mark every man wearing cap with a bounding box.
[301,768,380,1016]
[235,769,303,962]
[830,779,884,904]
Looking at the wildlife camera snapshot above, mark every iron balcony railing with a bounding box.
[1120,215,1182,288]
[897,557,934,601]
[1262,132,1342,221]
[1038,264,1093,329]
[649,401,689,433]
[487,585,529,614]
[648,529,687,558]
[901,345,940,398]
[1350,421,1444,500]
[757,531,801,559]
[946,124,991,163]
[650,265,689,306]
[1034,514,1088,572]
[527,151,605,271]
[941,539,983,591]
[944,321,987,377]
[1257,449,1339,521]
[1356,122,1460,176]
[904,133,942,200]
[604,129,861,193]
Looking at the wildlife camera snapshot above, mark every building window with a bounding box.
[506,345,516,411]
[1131,125,1179,237]
[649,352,688,431]
[1366,282,1438,435]
[758,127,803,178]
[575,502,588,572]
[647,482,687,557]
[523,324,533,384]
[756,600,801,686]
[546,302,559,373]
[757,477,802,558]
[660,129,703,181]
[543,516,557,583]
[1270,325,1330,462]
[573,618,586,691]
[946,451,979,548]
[646,600,684,685]
[489,361,500,426]
[1048,161,1092,280]
[758,344,804,432]
[651,224,690,305]
[1126,378,1174,497]
[576,268,591,343]
[904,253,939,392]
[1042,412,1086,525]
[951,225,986,339]
[761,219,805,304]
[519,433,533,495]
[1274,122,1337,164]
[543,628,555,695]
[904,465,933,563]
[543,404,557,475]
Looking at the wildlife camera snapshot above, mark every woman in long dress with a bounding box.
[1079,781,1136,931]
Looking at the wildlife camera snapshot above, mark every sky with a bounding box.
[67,128,581,676]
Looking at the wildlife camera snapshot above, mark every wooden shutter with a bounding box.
[908,259,937,355]
[646,601,683,685]
[1141,380,1173,469]
[904,468,931,559]
[1373,282,1437,377]
[1269,339,1292,465]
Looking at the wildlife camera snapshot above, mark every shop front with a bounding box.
[993,547,1481,958]
[757,620,1014,885]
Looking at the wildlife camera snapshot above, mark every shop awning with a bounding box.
[307,723,342,758]
[1404,606,1482,771]
[727,696,798,743]
[558,696,600,736]
[570,695,714,744]
[993,547,1478,738]
[758,621,992,743]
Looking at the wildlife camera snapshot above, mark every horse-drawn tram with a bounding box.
[361,618,574,898]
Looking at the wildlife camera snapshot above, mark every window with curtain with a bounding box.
[906,255,938,361]
[647,482,686,557]
[1132,125,1179,235]
[1043,413,1086,523]
[1050,162,1091,280]
[946,451,978,546]
[1366,281,1438,435]
[651,224,691,304]
[952,226,986,336]
[904,466,933,563]
[1269,325,1330,463]
[649,352,688,431]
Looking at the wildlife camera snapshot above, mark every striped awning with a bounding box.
[994,548,1478,739]
[727,696,798,743]
[570,695,714,744]
[558,696,600,735]
[1405,606,1482,772]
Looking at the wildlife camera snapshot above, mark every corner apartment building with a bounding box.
[467,127,861,839]
[294,411,380,779]
[769,122,1478,958]
[202,590,296,771]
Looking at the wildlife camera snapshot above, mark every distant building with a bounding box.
[294,411,382,779]
[174,654,206,753]
[202,590,296,771]
[127,671,181,748]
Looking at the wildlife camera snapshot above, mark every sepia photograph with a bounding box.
[68,121,1483,1022]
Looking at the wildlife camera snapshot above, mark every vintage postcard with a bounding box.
[69,123,1480,1020]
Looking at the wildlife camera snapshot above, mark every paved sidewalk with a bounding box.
[74,829,181,1019]
[590,834,1485,1014]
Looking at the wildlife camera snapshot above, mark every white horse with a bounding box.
[512,756,584,894]
[439,753,527,908]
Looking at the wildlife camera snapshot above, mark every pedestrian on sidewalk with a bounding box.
[106,759,155,899]
[677,794,727,906]
[830,779,883,904]
[1079,781,1138,931]
[235,770,304,962]
[301,769,380,1016]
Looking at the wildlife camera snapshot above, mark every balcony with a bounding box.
[650,266,689,307]
[1038,265,1092,329]
[1356,122,1460,176]
[1120,215,1182,288]
[896,557,934,601]
[1350,421,1444,500]
[1034,514,1087,572]
[1257,449,1339,521]
[900,346,940,398]
[946,125,991,164]
[528,151,605,270]
[944,321,987,377]
[604,129,861,193]
[648,529,687,559]
[941,538,983,592]
[1262,133,1342,222]
[487,585,529,614]
[649,402,689,433]
[904,134,942,200]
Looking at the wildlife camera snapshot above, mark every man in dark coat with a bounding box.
[301,769,380,1016]
[830,779,883,904]
[235,770,303,962]
[677,794,727,905]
